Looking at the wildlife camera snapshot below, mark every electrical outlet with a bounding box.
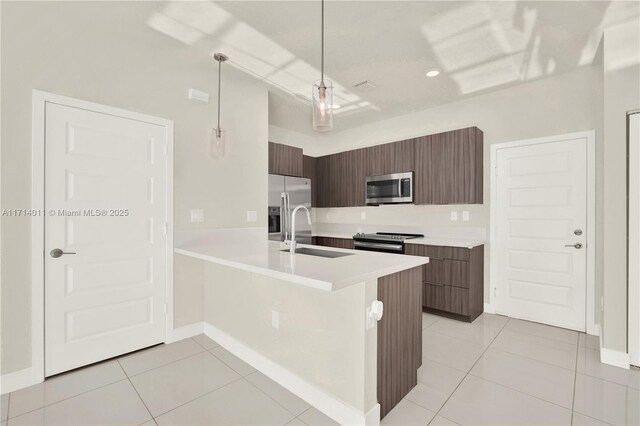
[271,310,279,329]
[190,209,204,223]
[361,211,366,221]
[247,210,257,222]
[450,211,458,222]
[462,211,470,221]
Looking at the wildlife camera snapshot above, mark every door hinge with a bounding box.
[493,287,498,298]
[494,166,498,177]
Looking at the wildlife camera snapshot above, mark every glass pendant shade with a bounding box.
[312,79,333,131]
[210,127,225,159]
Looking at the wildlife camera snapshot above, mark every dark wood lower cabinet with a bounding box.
[406,244,484,322]
[312,236,355,249]
[377,267,423,418]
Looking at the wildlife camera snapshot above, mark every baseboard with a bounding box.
[203,322,379,425]
[167,322,204,343]
[600,347,630,369]
[483,302,495,314]
[0,367,41,395]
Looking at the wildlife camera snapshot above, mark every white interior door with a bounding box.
[495,137,587,331]
[45,102,168,376]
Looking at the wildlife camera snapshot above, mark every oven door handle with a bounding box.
[354,241,404,252]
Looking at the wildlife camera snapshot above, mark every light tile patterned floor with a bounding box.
[1,314,639,425]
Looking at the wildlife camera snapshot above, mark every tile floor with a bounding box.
[0,314,638,425]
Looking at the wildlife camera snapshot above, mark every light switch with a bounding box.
[462,211,470,221]
[450,211,458,222]
[190,209,204,223]
[271,310,280,329]
[361,211,367,221]
[247,210,257,222]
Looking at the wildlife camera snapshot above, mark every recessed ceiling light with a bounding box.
[425,68,441,78]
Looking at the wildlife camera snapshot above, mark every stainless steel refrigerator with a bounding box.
[268,174,312,244]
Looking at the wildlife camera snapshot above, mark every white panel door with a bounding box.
[495,137,587,331]
[45,103,168,376]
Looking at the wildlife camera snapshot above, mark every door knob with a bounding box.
[50,248,76,258]
[564,243,583,249]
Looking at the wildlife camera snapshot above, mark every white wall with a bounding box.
[602,19,640,353]
[272,65,604,313]
[0,2,269,375]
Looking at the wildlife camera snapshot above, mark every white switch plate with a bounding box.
[462,211,470,221]
[366,307,374,330]
[188,88,210,103]
[190,209,204,223]
[450,211,458,221]
[247,210,257,222]
[271,310,280,329]
[361,211,366,221]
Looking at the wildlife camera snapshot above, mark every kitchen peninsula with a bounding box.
[175,229,428,425]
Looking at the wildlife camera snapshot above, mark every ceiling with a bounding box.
[147,1,640,134]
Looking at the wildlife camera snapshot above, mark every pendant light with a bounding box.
[312,0,333,131]
[211,52,228,159]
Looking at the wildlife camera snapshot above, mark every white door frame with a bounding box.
[629,111,640,366]
[489,130,597,335]
[30,90,174,384]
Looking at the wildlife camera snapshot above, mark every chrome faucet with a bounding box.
[287,205,311,254]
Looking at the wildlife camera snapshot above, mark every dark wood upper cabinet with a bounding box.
[302,155,318,207]
[274,126,483,207]
[414,127,483,204]
[268,142,303,177]
[364,140,414,176]
[313,149,365,208]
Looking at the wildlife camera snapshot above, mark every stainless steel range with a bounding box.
[352,232,424,254]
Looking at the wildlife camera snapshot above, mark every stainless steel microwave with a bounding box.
[365,172,413,205]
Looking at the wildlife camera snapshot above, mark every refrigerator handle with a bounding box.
[281,192,288,241]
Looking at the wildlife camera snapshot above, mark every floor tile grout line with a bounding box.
[192,335,220,352]
[430,316,511,420]
[5,376,131,421]
[7,341,206,420]
[6,391,10,423]
[242,371,308,419]
[207,348,256,377]
[423,326,505,349]
[570,342,580,426]
[502,319,581,345]
[126,347,209,379]
[487,346,577,373]
[149,376,246,420]
[572,411,615,426]
[117,359,156,423]
[465,371,574,411]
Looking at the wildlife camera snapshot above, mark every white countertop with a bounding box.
[175,229,429,292]
[312,232,485,249]
[404,237,485,249]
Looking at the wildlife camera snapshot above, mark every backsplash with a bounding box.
[312,203,486,240]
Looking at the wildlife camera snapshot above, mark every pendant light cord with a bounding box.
[217,57,222,132]
[321,0,324,83]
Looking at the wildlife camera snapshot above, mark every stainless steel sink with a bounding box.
[281,248,354,258]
